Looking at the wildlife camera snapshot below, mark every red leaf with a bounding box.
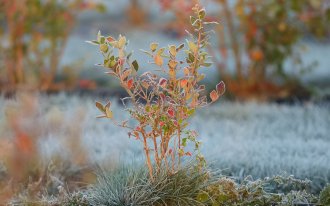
[167,108,175,117]
[185,152,192,156]
[159,93,165,101]
[107,36,115,42]
[216,81,225,96]
[159,78,167,88]
[159,121,165,127]
[118,58,125,66]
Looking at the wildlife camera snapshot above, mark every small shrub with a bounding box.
[89,4,225,179]
[214,0,330,100]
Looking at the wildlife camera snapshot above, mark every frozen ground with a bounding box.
[0,94,329,192]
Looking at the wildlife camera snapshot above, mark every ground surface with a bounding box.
[1,94,329,192]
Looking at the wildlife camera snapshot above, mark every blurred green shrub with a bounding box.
[320,184,330,205]
[0,0,104,92]
[215,0,330,100]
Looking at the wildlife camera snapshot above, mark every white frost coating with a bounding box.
[0,95,329,190]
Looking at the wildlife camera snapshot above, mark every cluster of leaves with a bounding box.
[216,0,330,100]
[235,0,330,79]
[197,175,322,206]
[89,4,225,179]
[0,0,104,92]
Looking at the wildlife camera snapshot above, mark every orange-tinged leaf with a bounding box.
[154,54,163,66]
[106,36,115,42]
[168,60,178,68]
[180,79,188,88]
[169,68,176,79]
[127,78,134,89]
[185,152,192,156]
[16,133,33,154]
[210,90,219,102]
[96,101,105,112]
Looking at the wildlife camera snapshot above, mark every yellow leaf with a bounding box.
[118,35,126,49]
[188,41,198,53]
[168,60,178,69]
[105,107,113,118]
[150,42,158,52]
[169,68,176,79]
[169,45,177,56]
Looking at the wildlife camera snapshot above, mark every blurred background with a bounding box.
[0,0,329,203]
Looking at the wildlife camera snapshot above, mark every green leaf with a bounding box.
[86,40,99,45]
[100,44,108,53]
[126,52,133,60]
[199,9,206,19]
[176,43,185,51]
[100,37,105,44]
[197,192,209,202]
[188,41,198,53]
[132,60,139,71]
[140,49,153,57]
[202,62,212,67]
[97,30,102,42]
[190,16,197,25]
[182,138,188,147]
[187,109,195,116]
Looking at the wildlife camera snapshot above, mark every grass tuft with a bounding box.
[87,163,211,206]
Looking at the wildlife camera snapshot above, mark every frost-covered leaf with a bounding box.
[210,90,219,102]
